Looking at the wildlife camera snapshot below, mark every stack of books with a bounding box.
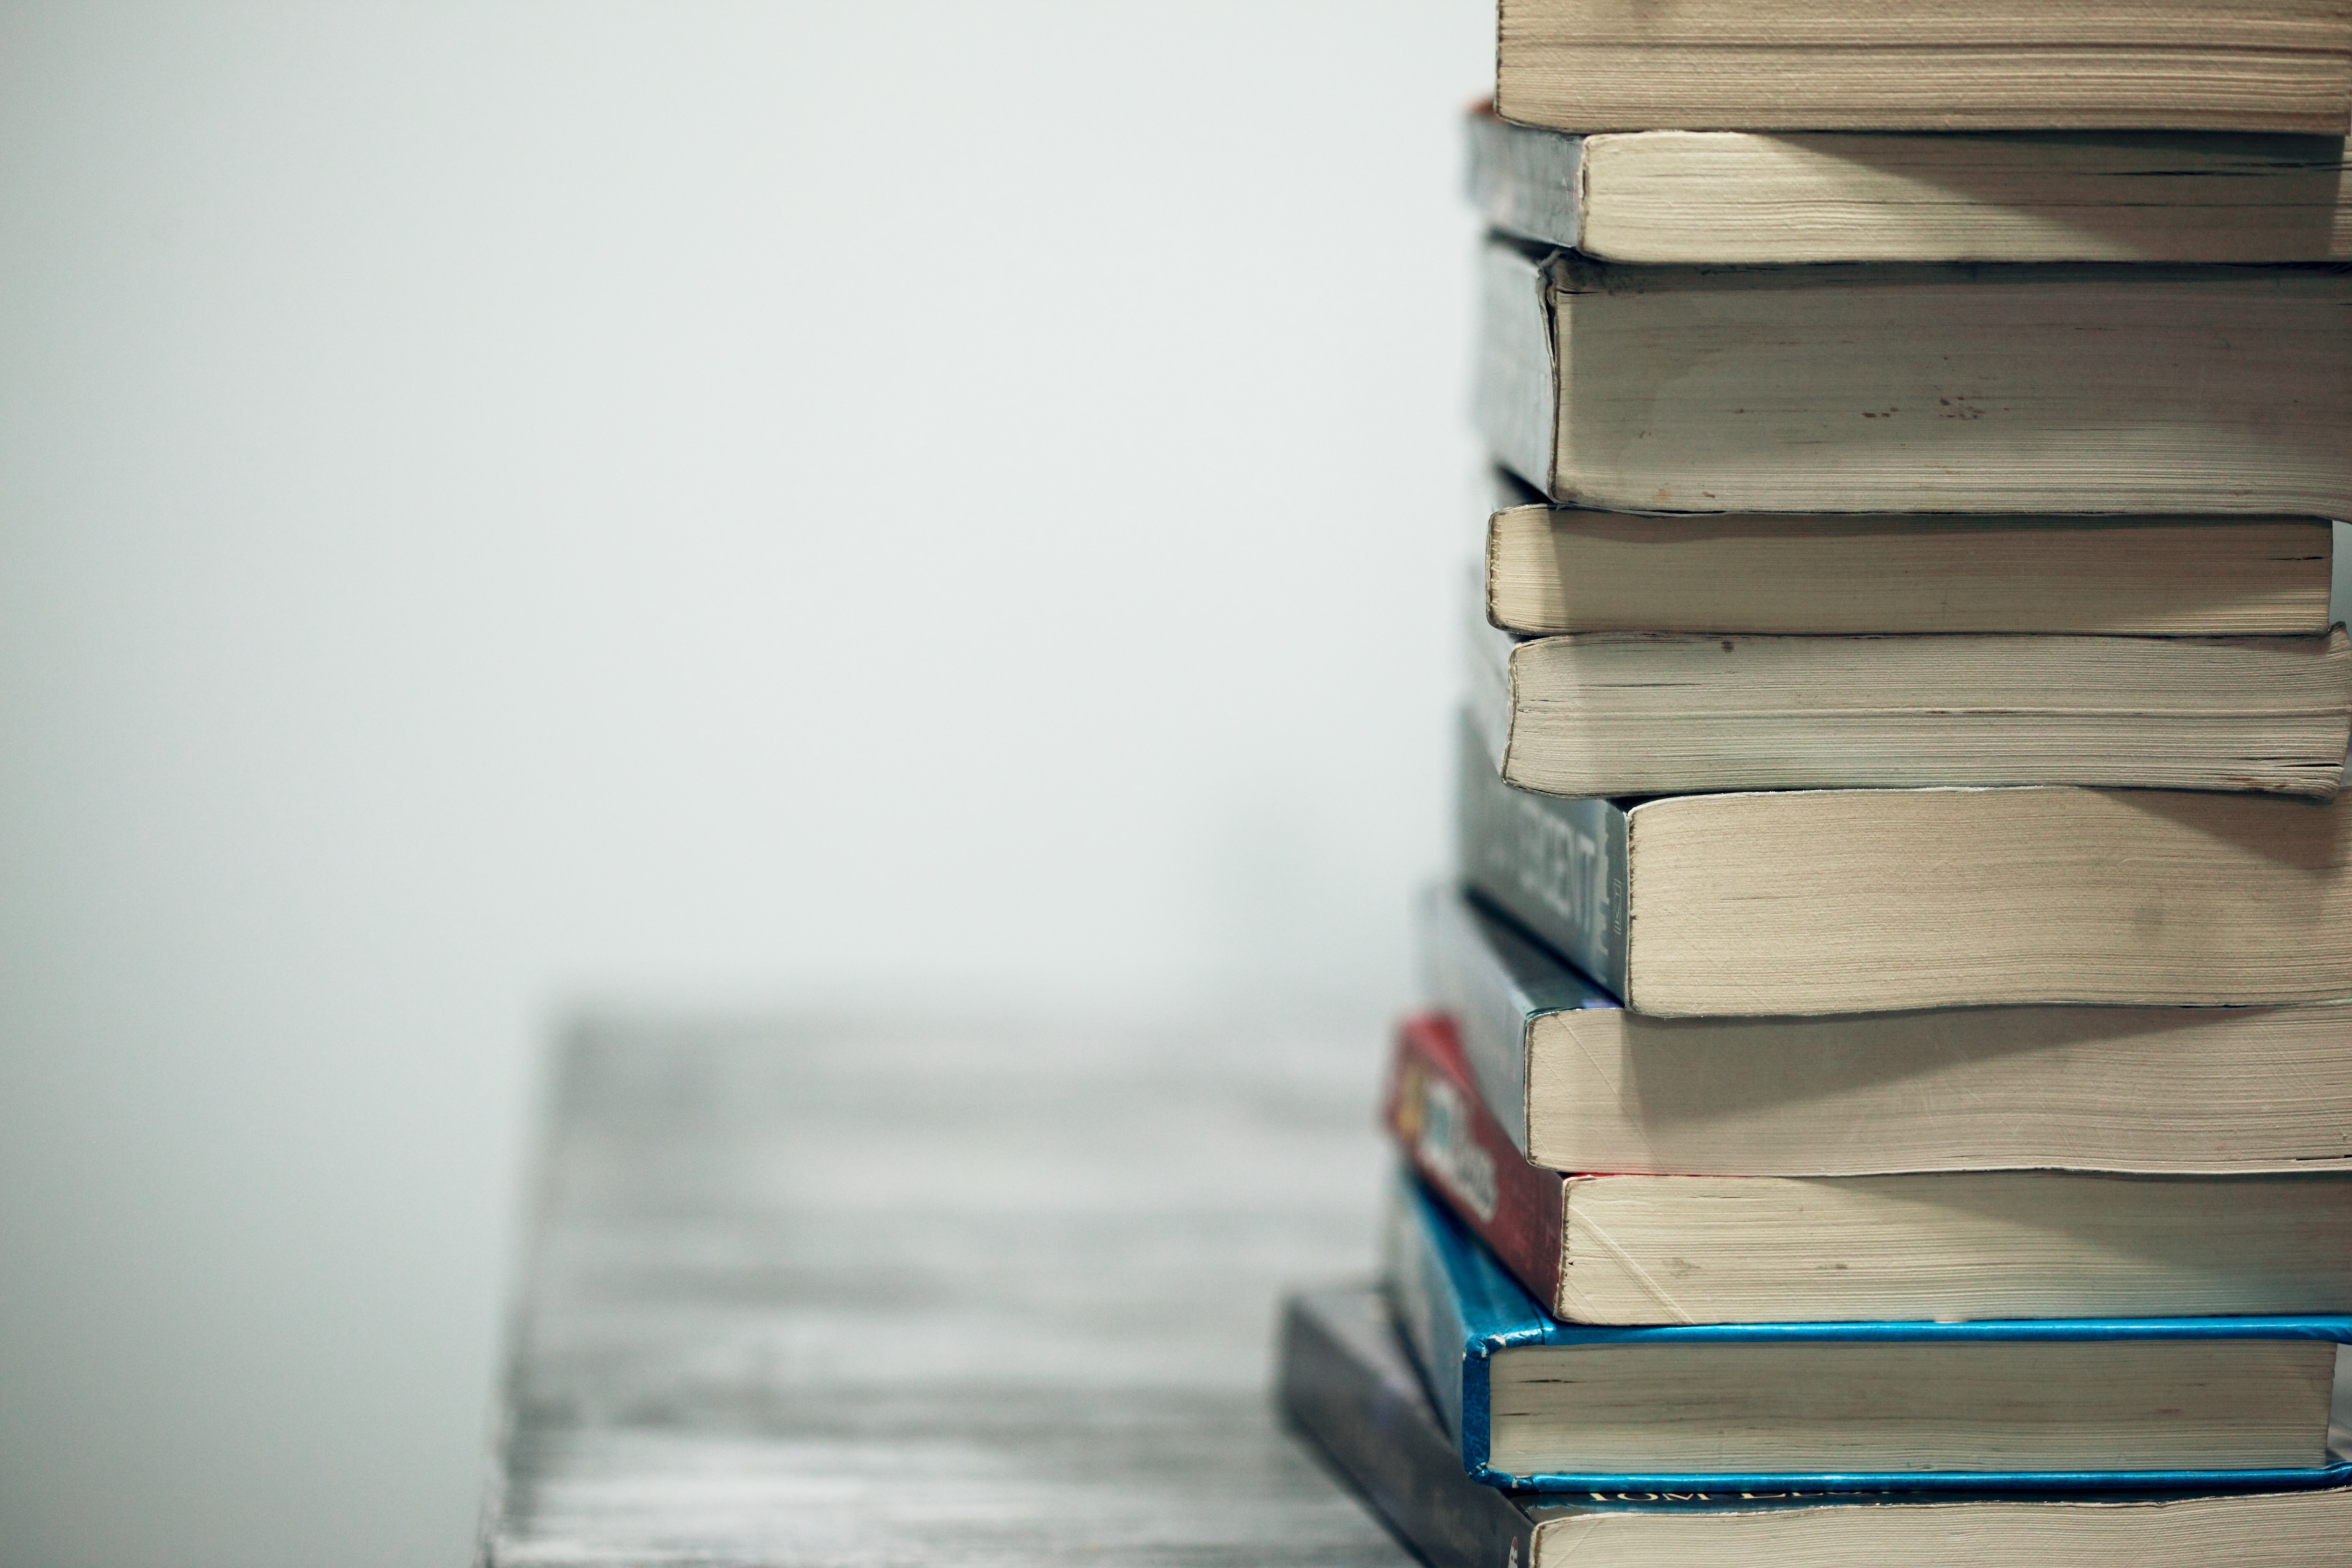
[1279,4,2352,1564]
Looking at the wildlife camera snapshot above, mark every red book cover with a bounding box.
[1384,1012,1566,1314]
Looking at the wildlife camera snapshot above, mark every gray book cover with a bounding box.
[1452,710,1627,1000]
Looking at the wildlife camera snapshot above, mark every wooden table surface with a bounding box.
[477,1015,1415,1566]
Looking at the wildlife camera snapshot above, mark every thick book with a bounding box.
[1475,237,2352,517]
[1493,0,2352,134]
[1482,473,2336,638]
[1277,1283,2352,1568]
[1468,107,2352,264]
[1386,1009,2352,1326]
[1382,1172,2352,1493]
[1422,885,2352,1178]
[1466,600,2352,799]
[1453,712,2352,1015]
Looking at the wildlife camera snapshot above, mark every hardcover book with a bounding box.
[1493,0,2352,134]
[1453,712,2352,1015]
[1387,1009,2352,1325]
[1475,237,2352,516]
[1467,107,2352,265]
[1278,1284,2352,1568]
[1382,1173,2352,1493]
[1421,885,2352,1177]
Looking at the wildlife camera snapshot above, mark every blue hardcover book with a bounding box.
[1384,1172,2352,1495]
[1279,1282,2352,1568]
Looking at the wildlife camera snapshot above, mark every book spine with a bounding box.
[1473,237,1561,499]
[1454,712,1629,998]
[1421,889,1531,1150]
[1466,108,1583,252]
[1387,1015,1568,1315]
[1381,1173,1485,1470]
[1276,1290,1539,1568]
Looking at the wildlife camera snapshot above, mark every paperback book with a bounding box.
[1492,0,2352,134]
[1420,885,2352,1177]
[1480,469,2336,638]
[1466,598,2352,798]
[1467,106,2352,264]
[1453,712,2352,1015]
[1475,237,2352,516]
[1387,1008,2352,1325]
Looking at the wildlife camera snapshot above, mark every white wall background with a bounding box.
[0,5,1490,1564]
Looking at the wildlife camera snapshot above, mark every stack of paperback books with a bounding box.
[1279,3,2352,1564]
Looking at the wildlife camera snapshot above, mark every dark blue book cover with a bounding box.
[1384,1172,2352,1494]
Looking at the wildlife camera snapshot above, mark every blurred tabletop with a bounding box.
[476,1014,1411,1567]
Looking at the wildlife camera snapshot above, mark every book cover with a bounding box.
[1277,1285,1542,1568]
[1417,884,1615,1162]
[1385,1010,1565,1309]
[1453,709,1629,1000]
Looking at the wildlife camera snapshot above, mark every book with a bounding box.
[1279,1284,1540,1568]
[1483,474,2336,638]
[1453,713,2352,1016]
[1423,885,2352,1178]
[1277,1282,2352,1568]
[1475,237,2352,516]
[1466,605,2352,799]
[1493,0,2352,135]
[1382,1171,2352,1493]
[1387,1009,2352,1326]
[1468,108,2352,265]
